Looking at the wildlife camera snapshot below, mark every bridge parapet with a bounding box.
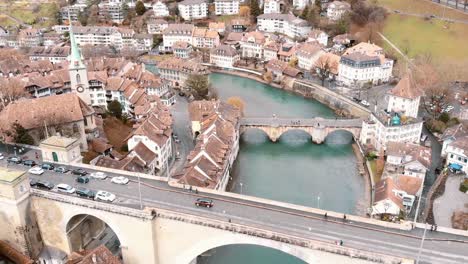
[152,207,409,264]
[31,189,155,220]
[240,117,363,128]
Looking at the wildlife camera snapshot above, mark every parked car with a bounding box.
[111,176,129,185]
[28,166,45,175]
[76,176,90,184]
[30,179,38,187]
[76,187,96,199]
[57,183,76,194]
[90,171,107,180]
[0,153,4,160]
[7,156,22,164]
[360,100,370,107]
[72,168,88,176]
[22,160,36,167]
[195,198,214,208]
[352,97,361,102]
[54,166,69,173]
[41,163,55,170]
[95,190,116,202]
[35,180,54,190]
[174,138,181,143]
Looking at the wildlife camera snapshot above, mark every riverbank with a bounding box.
[352,142,372,216]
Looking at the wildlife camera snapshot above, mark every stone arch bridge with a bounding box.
[240,117,363,144]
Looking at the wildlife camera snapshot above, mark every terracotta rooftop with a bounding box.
[388,74,422,100]
[0,240,34,264]
[66,245,121,264]
[395,175,423,196]
[374,178,404,210]
[386,141,432,169]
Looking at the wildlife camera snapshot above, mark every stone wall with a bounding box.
[291,80,371,118]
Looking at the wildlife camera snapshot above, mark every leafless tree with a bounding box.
[314,55,338,86]
[0,78,27,109]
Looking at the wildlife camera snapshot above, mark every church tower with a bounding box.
[68,22,91,105]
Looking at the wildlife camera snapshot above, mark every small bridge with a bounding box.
[240,117,363,144]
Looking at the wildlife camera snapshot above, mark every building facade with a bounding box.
[178,0,208,20]
[257,13,311,39]
[215,0,240,15]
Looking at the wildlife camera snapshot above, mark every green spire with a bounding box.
[68,18,84,68]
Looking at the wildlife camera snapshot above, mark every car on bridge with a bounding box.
[35,180,54,190]
[76,176,90,184]
[90,171,107,180]
[41,163,55,170]
[76,187,95,199]
[28,166,44,175]
[72,168,88,176]
[195,198,214,208]
[7,156,22,164]
[95,190,116,202]
[111,176,129,185]
[22,160,36,167]
[57,183,76,194]
[54,166,69,174]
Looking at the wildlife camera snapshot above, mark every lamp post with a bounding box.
[239,182,243,194]
[317,195,320,209]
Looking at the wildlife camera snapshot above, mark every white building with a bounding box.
[215,0,240,15]
[162,24,194,51]
[445,136,468,174]
[173,41,193,58]
[296,42,324,70]
[338,42,393,87]
[307,29,328,46]
[127,111,173,172]
[40,136,83,164]
[147,19,169,34]
[293,0,310,10]
[98,0,126,23]
[386,142,431,179]
[257,13,311,39]
[158,57,209,88]
[386,74,421,119]
[240,31,266,59]
[210,45,240,68]
[153,0,170,17]
[29,46,70,64]
[72,26,153,51]
[263,0,282,14]
[372,177,421,218]
[327,1,351,21]
[178,0,208,20]
[192,27,220,49]
[360,112,423,152]
[441,124,467,157]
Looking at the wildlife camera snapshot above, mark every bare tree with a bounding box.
[0,78,27,109]
[314,55,338,86]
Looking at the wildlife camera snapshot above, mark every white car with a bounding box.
[57,183,76,194]
[360,100,370,107]
[28,166,44,175]
[0,153,4,160]
[90,171,107,180]
[111,176,129,185]
[95,190,116,202]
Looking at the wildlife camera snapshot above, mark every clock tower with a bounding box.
[68,24,91,105]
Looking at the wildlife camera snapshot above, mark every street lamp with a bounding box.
[317,195,321,209]
[239,182,243,194]
[416,223,428,264]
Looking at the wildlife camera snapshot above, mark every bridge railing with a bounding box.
[240,117,363,127]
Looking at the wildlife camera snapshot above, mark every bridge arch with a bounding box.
[176,232,313,264]
[324,129,358,144]
[64,211,126,257]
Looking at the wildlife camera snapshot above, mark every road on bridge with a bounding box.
[2,158,468,264]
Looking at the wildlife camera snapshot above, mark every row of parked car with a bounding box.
[29,179,117,202]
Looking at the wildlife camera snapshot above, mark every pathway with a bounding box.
[433,175,468,227]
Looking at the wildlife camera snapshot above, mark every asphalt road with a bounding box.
[2,158,468,264]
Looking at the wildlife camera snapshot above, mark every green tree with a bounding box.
[249,0,262,21]
[439,112,450,123]
[13,123,34,145]
[186,74,211,99]
[135,1,146,16]
[300,5,309,19]
[107,100,123,119]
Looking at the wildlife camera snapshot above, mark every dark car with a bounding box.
[30,179,38,187]
[7,156,22,164]
[76,187,95,199]
[195,198,213,208]
[41,163,55,170]
[54,166,69,173]
[71,168,87,176]
[35,180,54,190]
[22,160,36,167]
[76,176,90,184]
